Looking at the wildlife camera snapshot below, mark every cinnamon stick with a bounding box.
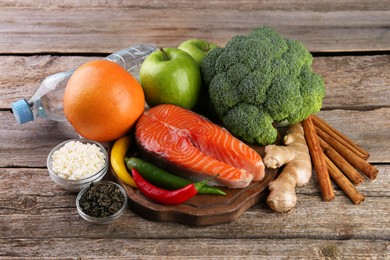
[311,114,369,160]
[324,155,365,205]
[302,116,335,201]
[316,127,378,180]
[318,136,365,185]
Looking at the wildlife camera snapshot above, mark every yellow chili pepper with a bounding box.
[110,136,137,187]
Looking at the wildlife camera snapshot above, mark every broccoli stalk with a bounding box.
[201,26,326,145]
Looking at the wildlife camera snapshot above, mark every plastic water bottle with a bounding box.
[11,44,157,124]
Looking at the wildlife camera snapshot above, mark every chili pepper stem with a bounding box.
[194,174,220,191]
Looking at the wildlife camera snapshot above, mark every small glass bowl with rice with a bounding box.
[47,139,109,192]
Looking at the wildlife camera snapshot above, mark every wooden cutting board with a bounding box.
[111,145,278,226]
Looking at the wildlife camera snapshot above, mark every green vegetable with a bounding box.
[201,26,326,145]
[125,157,226,196]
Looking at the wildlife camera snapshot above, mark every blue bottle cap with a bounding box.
[11,99,34,124]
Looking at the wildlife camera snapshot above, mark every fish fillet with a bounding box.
[135,104,265,188]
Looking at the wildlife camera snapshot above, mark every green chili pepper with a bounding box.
[124,157,226,196]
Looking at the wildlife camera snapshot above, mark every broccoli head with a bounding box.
[201,26,326,145]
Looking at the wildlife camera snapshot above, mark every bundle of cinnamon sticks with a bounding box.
[302,115,378,204]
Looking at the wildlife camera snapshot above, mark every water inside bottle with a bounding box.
[12,44,158,124]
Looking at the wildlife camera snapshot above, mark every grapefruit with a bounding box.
[64,60,144,142]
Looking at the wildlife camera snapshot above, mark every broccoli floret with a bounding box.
[264,76,303,122]
[283,39,313,76]
[201,26,326,145]
[208,72,241,117]
[287,65,326,123]
[222,103,278,145]
[237,70,271,107]
[201,47,224,85]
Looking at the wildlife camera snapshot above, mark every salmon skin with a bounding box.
[135,104,265,188]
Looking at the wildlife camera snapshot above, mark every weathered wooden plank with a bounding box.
[1,108,389,167]
[0,5,389,53]
[1,164,388,211]
[1,195,389,240]
[1,2,388,259]
[2,194,387,240]
[0,166,389,240]
[0,55,96,109]
[317,108,390,163]
[1,238,389,259]
[1,55,389,110]
[0,114,79,167]
[0,0,388,11]
[314,55,390,110]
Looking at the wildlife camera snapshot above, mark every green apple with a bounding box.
[139,48,202,109]
[178,39,219,66]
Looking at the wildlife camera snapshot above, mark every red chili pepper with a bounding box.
[132,168,204,205]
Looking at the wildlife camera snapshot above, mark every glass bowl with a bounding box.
[47,139,108,192]
[76,181,128,224]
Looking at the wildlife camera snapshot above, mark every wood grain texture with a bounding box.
[1,55,389,109]
[1,238,389,259]
[1,1,390,258]
[0,1,389,54]
[0,55,96,109]
[0,166,389,240]
[0,0,388,11]
[0,113,79,167]
[1,108,389,168]
[317,108,390,163]
[313,55,390,110]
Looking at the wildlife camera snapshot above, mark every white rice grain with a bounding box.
[51,141,106,180]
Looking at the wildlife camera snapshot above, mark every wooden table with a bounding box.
[1,1,389,258]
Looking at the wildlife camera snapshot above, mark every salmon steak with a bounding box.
[135,104,265,188]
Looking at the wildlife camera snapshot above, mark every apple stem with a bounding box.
[160,48,169,61]
[204,43,211,52]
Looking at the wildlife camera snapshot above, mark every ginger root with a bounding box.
[264,123,312,213]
